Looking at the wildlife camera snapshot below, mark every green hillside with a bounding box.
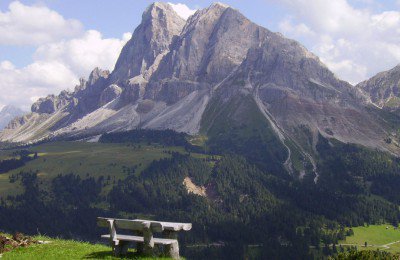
[1,129,400,259]
[0,141,187,197]
[0,234,174,260]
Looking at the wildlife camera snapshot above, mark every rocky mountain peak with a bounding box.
[88,67,110,86]
[111,2,185,83]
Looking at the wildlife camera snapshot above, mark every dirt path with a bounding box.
[381,240,400,249]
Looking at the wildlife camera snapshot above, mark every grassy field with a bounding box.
[340,224,400,253]
[0,141,191,198]
[0,235,174,259]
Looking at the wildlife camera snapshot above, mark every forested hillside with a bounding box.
[0,129,400,259]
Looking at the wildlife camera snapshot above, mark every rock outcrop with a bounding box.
[111,2,185,84]
[357,65,400,110]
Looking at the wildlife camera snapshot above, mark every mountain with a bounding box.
[1,2,399,175]
[0,105,24,130]
[357,64,400,110]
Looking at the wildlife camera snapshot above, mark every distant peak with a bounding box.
[0,105,24,114]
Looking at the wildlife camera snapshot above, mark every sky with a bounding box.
[0,0,400,110]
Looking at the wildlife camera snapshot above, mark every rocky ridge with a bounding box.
[357,65,400,110]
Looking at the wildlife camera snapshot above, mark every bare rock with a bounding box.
[100,84,122,106]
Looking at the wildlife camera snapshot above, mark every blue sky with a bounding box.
[0,0,400,109]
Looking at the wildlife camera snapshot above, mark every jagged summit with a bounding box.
[111,2,185,83]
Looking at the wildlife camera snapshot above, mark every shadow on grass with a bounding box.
[83,250,137,259]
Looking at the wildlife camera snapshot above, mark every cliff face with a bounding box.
[1,2,398,167]
[111,2,185,84]
[357,65,400,110]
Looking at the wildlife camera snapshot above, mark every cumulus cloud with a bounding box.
[0,1,83,46]
[34,30,132,79]
[0,31,131,110]
[0,2,131,110]
[168,2,197,20]
[268,0,400,84]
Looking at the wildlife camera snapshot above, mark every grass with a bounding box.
[0,141,189,198]
[1,235,175,259]
[340,224,400,253]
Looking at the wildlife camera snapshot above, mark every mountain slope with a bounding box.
[1,2,399,169]
[0,105,24,130]
[357,64,400,110]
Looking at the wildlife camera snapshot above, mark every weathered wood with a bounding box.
[169,241,180,260]
[101,234,177,245]
[163,230,180,259]
[98,217,190,259]
[135,219,192,231]
[143,226,154,257]
[98,217,164,232]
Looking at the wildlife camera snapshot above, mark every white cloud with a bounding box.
[34,30,132,79]
[0,1,132,110]
[168,2,197,20]
[268,0,400,84]
[0,31,131,110]
[0,1,83,46]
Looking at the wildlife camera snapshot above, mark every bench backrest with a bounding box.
[97,217,163,232]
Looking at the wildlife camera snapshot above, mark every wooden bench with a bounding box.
[97,217,191,259]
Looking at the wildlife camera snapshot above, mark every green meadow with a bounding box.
[340,224,400,253]
[0,141,192,198]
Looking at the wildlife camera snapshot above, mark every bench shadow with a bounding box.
[83,251,137,259]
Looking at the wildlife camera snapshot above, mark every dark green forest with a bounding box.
[0,129,400,259]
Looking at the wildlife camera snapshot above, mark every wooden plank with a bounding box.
[101,234,177,245]
[135,219,192,231]
[97,217,163,232]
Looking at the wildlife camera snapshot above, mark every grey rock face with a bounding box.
[111,2,185,83]
[31,91,71,114]
[357,65,400,110]
[100,85,122,106]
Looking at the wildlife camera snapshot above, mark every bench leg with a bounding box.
[163,231,180,259]
[143,228,154,257]
[168,241,180,259]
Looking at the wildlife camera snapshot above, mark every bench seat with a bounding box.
[101,234,177,245]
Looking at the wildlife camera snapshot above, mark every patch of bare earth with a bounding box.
[183,177,207,197]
